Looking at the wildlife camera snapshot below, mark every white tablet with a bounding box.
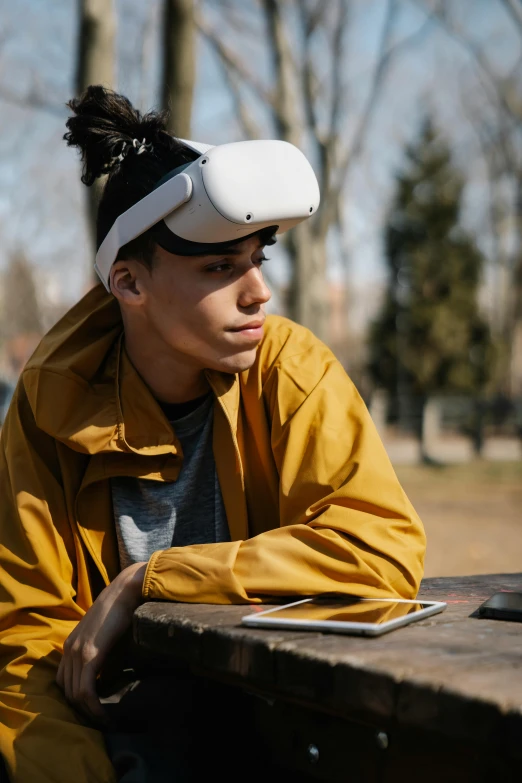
[241,596,446,636]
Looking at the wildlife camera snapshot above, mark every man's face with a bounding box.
[115,235,272,375]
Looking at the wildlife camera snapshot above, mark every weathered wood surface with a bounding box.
[134,573,522,756]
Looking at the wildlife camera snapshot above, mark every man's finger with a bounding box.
[72,654,82,708]
[64,656,74,705]
[56,656,64,689]
[78,663,106,721]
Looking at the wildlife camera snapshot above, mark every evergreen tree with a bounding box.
[369,118,494,450]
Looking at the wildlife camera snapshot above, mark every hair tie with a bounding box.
[109,137,153,170]
[132,137,153,155]
[109,140,129,167]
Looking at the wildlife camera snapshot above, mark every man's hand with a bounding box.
[56,561,147,721]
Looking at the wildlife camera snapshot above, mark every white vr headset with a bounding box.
[94,138,320,291]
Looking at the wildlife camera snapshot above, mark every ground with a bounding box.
[396,461,522,578]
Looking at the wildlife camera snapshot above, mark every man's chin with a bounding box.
[216,348,259,375]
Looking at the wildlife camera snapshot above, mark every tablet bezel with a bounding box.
[241,597,447,636]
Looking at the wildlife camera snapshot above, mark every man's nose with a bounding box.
[238,267,271,307]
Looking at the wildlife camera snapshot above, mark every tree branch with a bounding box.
[415,0,522,125]
[195,10,276,110]
[502,0,522,32]
[328,0,350,142]
[339,0,397,175]
[260,0,301,145]
[336,2,435,183]
[218,58,262,139]
[0,87,64,117]
[297,0,322,145]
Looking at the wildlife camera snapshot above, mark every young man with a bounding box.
[0,87,425,783]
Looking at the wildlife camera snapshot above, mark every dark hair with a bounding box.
[64,85,199,268]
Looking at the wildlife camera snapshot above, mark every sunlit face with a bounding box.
[111,236,272,375]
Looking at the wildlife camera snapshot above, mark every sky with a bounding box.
[0,0,519,328]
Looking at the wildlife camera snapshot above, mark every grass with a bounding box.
[396,460,522,486]
[395,461,522,578]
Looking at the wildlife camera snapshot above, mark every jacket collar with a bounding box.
[116,336,176,455]
[24,284,242,457]
[116,336,242,455]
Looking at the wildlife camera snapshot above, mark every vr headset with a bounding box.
[94,138,320,291]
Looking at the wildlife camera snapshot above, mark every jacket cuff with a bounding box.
[142,550,161,599]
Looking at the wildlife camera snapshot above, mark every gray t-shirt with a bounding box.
[111,395,230,570]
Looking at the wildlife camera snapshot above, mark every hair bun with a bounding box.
[64,85,170,185]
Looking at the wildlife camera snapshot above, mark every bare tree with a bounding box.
[198,0,434,341]
[1,252,42,341]
[161,0,196,137]
[418,0,522,393]
[76,0,117,255]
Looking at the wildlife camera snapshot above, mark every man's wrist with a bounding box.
[117,561,147,607]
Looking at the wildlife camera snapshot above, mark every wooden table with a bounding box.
[133,573,522,782]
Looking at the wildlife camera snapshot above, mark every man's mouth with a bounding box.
[229,320,265,332]
[227,320,265,340]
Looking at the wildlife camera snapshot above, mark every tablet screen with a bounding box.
[267,597,428,624]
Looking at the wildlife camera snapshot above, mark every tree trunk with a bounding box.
[76,0,116,273]
[286,221,329,341]
[510,177,522,395]
[161,0,195,138]
[417,394,430,464]
[261,0,329,341]
[471,398,485,457]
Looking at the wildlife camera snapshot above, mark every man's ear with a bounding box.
[110,260,149,306]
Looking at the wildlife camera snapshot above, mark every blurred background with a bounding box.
[0,0,521,577]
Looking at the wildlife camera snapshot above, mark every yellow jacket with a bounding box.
[0,285,425,782]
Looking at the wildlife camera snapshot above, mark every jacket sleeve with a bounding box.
[143,343,426,605]
[0,383,116,783]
